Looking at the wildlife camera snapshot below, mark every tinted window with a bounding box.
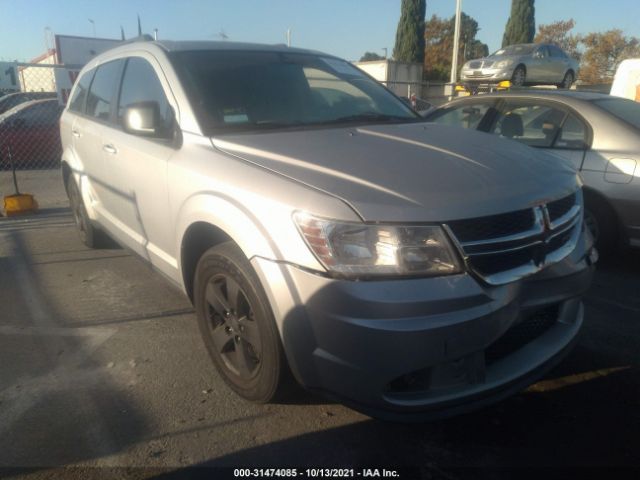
[117,57,173,132]
[86,60,123,121]
[428,103,493,130]
[593,97,640,130]
[493,103,567,147]
[68,69,95,113]
[170,50,417,134]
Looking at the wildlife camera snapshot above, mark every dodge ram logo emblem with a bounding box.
[533,205,552,267]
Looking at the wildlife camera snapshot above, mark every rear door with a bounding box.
[528,46,552,83]
[71,60,124,218]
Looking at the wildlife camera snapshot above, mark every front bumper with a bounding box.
[460,67,513,82]
[252,232,595,420]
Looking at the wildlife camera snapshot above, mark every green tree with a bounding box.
[424,13,489,80]
[535,19,581,60]
[393,0,426,63]
[580,30,640,84]
[502,0,535,47]
[359,52,385,62]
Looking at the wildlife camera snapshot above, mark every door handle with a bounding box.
[102,144,118,154]
[71,129,81,138]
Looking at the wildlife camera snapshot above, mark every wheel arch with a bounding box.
[176,192,285,302]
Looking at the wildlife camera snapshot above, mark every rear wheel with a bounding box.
[66,176,99,248]
[194,242,288,402]
[558,71,574,89]
[511,66,526,87]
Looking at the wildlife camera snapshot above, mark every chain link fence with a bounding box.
[0,62,74,213]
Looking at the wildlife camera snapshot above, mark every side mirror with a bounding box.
[123,102,168,138]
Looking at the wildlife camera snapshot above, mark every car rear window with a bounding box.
[593,97,640,130]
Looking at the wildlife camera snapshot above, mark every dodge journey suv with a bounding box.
[60,39,596,420]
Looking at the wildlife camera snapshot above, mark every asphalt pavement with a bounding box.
[0,199,639,479]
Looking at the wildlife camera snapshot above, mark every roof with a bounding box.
[448,89,612,105]
[155,40,324,56]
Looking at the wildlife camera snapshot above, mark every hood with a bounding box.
[212,123,579,223]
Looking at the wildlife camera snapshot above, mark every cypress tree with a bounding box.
[502,0,536,47]
[393,0,427,63]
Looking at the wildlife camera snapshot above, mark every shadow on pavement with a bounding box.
[0,228,150,469]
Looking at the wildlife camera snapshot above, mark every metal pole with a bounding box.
[88,19,96,37]
[286,28,291,47]
[450,0,462,84]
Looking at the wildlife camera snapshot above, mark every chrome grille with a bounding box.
[445,191,583,285]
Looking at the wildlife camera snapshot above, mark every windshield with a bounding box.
[169,50,418,134]
[593,97,640,130]
[491,45,536,57]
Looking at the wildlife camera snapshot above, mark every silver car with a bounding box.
[460,43,580,89]
[425,90,640,252]
[60,39,595,420]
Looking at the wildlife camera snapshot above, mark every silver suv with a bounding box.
[60,39,596,419]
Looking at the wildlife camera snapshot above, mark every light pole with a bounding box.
[88,18,96,37]
[382,47,388,59]
[450,0,462,84]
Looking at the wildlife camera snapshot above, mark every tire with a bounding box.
[558,71,574,89]
[194,241,288,403]
[511,66,526,87]
[584,196,618,254]
[66,176,100,248]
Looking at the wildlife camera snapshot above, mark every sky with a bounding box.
[0,0,638,63]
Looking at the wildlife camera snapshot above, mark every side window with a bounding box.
[117,57,173,133]
[68,69,95,113]
[86,60,123,121]
[492,103,567,147]
[536,47,549,58]
[554,114,588,149]
[428,103,493,130]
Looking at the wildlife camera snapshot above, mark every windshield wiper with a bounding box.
[317,112,418,125]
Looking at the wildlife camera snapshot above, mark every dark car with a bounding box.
[0,91,57,115]
[0,98,64,169]
[425,90,640,251]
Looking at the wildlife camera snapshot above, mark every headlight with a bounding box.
[293,212,463,278]
[495,59,514,68]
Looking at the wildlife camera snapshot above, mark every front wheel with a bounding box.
[511,66,526,87]
[194,242,289,403]
[584,198,618,254]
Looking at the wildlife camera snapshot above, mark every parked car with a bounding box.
[0,91,57,115]
[60,39,595,420]
[0,98,63,169]
[460,43,580,89]
[424,90,640,251]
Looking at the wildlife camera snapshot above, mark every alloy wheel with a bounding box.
[204,273,262,380]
